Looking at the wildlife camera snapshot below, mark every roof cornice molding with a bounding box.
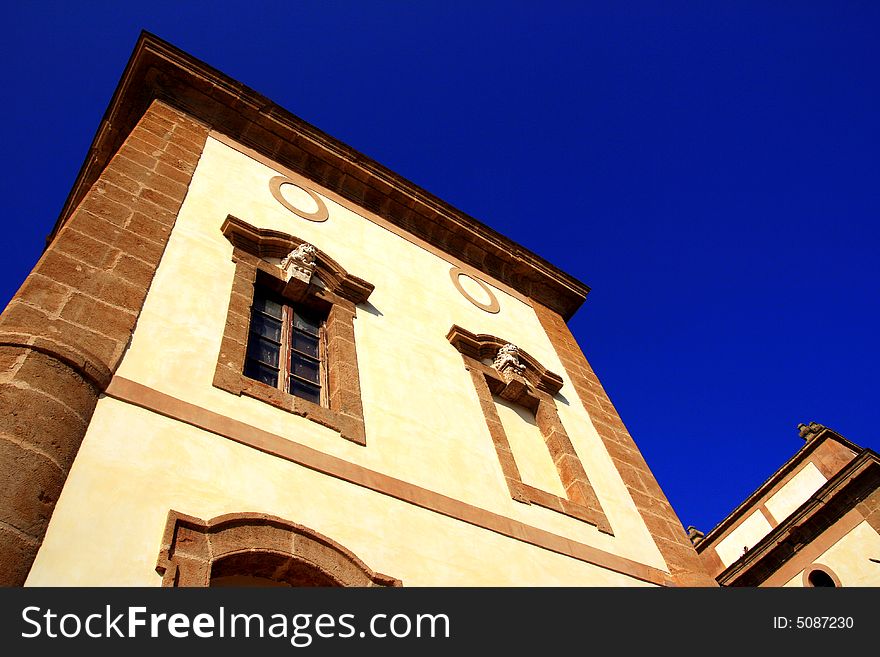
[50,31,590,319]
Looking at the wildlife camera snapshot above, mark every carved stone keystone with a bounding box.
[493,343,525,382]
[280,243,317,283]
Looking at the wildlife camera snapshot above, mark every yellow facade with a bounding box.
[26,136,668,586]
[782,522,880,588]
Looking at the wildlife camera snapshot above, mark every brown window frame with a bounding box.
[214,216,374,445]
[447,325,612,534]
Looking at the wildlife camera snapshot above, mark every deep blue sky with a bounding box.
[3,2,878,535]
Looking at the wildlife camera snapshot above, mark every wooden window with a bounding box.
[289,305,324,404]
[215,216,375,445]
[244,289,326,405]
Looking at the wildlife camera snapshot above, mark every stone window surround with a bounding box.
[447,325,612,534]
[213,215,374,445]
[156,510,401,587]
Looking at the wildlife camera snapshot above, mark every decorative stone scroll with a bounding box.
[493,343,526,382]
[687,526,705,546]
[280,242,317,283]
[797,421,827,441]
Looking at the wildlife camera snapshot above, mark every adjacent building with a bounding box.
[692,423,880,586]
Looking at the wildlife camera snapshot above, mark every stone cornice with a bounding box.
[49,31,590,320]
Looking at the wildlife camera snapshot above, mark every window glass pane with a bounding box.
[291,355,320,384]
[250,314,282,342]
[247,336,281,368]
[293,310,321,336]
[292,332,319,358]
[290,378,321,404]
[244,360,279,387]
[252,294,283,319]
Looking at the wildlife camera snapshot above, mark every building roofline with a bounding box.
[696,426,863,550]
[48,31,591,320]
[714,448,880,585]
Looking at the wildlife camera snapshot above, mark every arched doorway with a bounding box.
[156,511,401,587]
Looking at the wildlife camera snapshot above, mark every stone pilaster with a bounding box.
[0,100,209,585]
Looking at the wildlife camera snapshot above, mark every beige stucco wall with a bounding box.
[28,135,669,585]
[715,510,774,567]
[27,399,655,586]
[765,462,827,523]
[713,463,831,569]
[494,396,567,498]
[782,521,880,587]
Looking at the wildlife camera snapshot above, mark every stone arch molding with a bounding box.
[156,511,401,587]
